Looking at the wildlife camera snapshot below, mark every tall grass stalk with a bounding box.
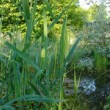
[22,0,37,51]
[58,17,68,110]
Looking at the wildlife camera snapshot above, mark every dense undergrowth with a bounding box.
[0,0,110,110]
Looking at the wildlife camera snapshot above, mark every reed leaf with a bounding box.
[5,42,41,72]
[47,0,73,31]
[28,79,49,96]
[22,0,30,22]
[23,0,37,51]
[59,17,67,68]
[65,36,81,65]
[27,81,41,95]
[3,95,63,106]
[0,106,15,110]
[45,1,54,19]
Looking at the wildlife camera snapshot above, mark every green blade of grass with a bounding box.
[23,0,37,51]
[13,63,21,97]
[45,1,54,19]
[0,106,15,110]
[43,1,50,91]
[47,0,73,31]
[65,36,81,65]
[27,81,41,95]
[47,11,63,31]
[36,79,49,96]
[22,0,30,22]
[4,95,64,106]
[58,17,67,110]
[5,42,41,72]
[28,77,50,96]
[59,17,67,68]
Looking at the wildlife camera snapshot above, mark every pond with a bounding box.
[64,76,110,110]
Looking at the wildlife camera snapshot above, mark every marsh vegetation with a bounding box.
[0,0,110,110]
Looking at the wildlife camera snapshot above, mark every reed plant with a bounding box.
[0,0,81,109]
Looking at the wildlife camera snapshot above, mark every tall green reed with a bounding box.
[0,0,81,109]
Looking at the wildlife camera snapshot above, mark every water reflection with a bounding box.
[64,77,96,95]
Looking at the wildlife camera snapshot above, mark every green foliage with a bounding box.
[86,4,99,21]
[0,0,87,36]
[0,0,81,109]
[0,0,25,32]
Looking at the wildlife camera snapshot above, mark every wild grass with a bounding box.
[0,0,81,109]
